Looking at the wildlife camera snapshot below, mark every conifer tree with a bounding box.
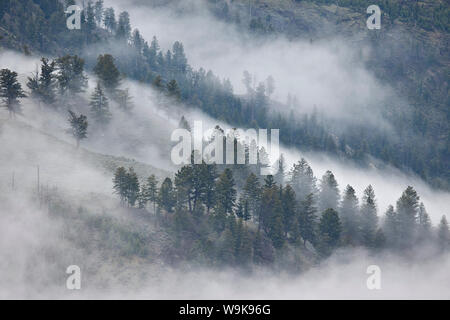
[288,158,317,202]
[93,54,121,95]
[103,7,116,32]
[215,168,236,216]
[158,177,176,213]
[113,166,128,206]
[340,185,360,245]
[281,184,296,237]
[89,82,111,126]
[67,110,88,148]
[396,186,419,248]
[56,55,87,97]
[94,0,104,26]
[318,170,340,213]
[125,167,140,207]
[298,193,317,246]
[318,208,342,256]
[200,163,217,215]
[0,69,26,118]
[360,185,378,247]
[383,205,398,247]
[417,202,432,243]
[242,173,261,221]
[116,11,131,41]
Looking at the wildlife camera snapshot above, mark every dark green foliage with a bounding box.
[55,55,87,97]
[340,185,360,246]
[112,167,140,207]
[0,68,26,117]
[318,208,342,256]
[67,110,87,148]
[93,54,121,94]
[396,186,420,248]
[27,58,56,107]
[360,185,378,247]
[89,82,111,126]
[158,177,176,213]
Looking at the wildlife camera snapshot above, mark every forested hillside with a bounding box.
[1,0,449,189]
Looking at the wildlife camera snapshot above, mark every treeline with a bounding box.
[112,158,450,267]
[1,0,448,189]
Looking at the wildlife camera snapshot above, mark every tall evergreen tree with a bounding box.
[318,208,342,257]
[116,11,131,41]
[93,54,121,95]
[417,202,432,243]
[340,185,360,245]
[158,177,176,213]
[383,205,398,247]
[103,7,116,32]
[215,168,236,216]
[281,184,296,237]
[89,82,111,126]
[288,158,316,202]
[56,55,87,97]
[318,170,340,213]
[396,186,420,248]
[67,110,88,148]
[298,192,317,246]
[113,166,128,206]
[0,69,26,117]
[360,185,378,247]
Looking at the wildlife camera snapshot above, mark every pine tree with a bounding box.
[298,193,317,246]
[200,163,217,215]
[215,168,236,216]
[89,82,111,126]
[27,58,56,107]
[158,177,176,213]
[103,7,116,32]
[125,167,140,207]
[93,54,121,95]
[174,165,194,212]
[360,185,378,247]
[318,170,340,212]
[242,173,261,221]
[143,174,158,213]
[281,184,296,237]
[340,185,360,246]
[0,69,26,118]
[273,153,286,185]
[116,11,131,41]
[288,158,317,203]
[318,208,342,257]
[417,202,432,243]
[67,110,88,148]
[56,55,87,97]
[113,166,128,206]
[383,205,398,247]
[396,186,419,248]
[94,0,104,26]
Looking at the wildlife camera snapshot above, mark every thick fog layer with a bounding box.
[0,1,449,299]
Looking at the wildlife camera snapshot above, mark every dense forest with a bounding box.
[108,158,450,268]
[0,0,449,270]
[0,0,449,190]
[1,48,449,269]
